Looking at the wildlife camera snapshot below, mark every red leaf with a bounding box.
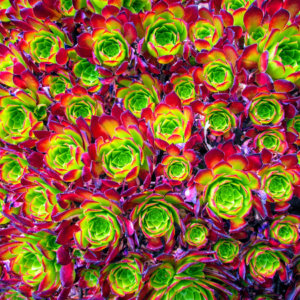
[184,5,198,23]
[57,246,71,265]
[269,8,290,30]
[60,262,75,288]
[124,22,137,45]
[56,48,68,65]
[244,6,263,34]
[205,148,224,169]
[165,92,182,109]
[27,152,44,168]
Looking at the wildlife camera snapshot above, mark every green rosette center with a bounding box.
[88,217,114,244]
[110,149,133,169]
[8,107,26,129]
[169,162,185,177]
[73,59,100,87]
[262,135,277,149]
[216,183,244,213]
[102,39,120,57]
[209,113,228,131]
[72,102,92,119]
[35,37,55,59]
[268,175,289,195]
[196,27,211,39]
[130,94,148,111]
[152,269,173,288]
[278,225,293,240]
[142,207,171,237]
[209,68,226,84]
[52,145,72,168]
[257,104,274,120]
[3,160,22,182]
[160,119,178,135]
[252,27,266,41]
[252,251,280,277]
[278,38,300,70]
[190,227,205,243]
[175,82,194,100]
[50,78,66,95]
[294,118,300,132]
[108,261,142,295]
[156,27,175,46]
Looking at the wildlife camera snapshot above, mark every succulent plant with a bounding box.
[142,8,187,64]
[0,90,46,144]
[213,238,240,264]
[101,255,143,297]
[116,73,160,118]
[183,219,209,249]
[241,242,290,284]
[1,0,300,299]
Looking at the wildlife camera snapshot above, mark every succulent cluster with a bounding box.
[1,0,300,299]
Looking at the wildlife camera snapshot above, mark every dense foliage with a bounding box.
[0,0,300,299]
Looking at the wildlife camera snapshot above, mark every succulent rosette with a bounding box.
[0,232,62,297]
[42,70,73,97]
[116,73,161,118]
[147,262,175,292]
[0,149,28,185]
[148,103,193,150]
[240,242,290,284]
[183,219,209,249]
[189,16,223,52]
[2,0,300,297]
[92,28,130,67]
[36,127,88,182]
[287,115,300,145]
[100,255,143,298]
[171,74,196,106]
[93,114,152,182]
[74,194,123,253]
[142,9,187,64]
[258,156,300,211]
[253,127,288,154]
[144,251,237,300]
[213,238,240,265]
[266,215,300,252]
[60,92,103,125]
[21,27,69,64]
[245,93,285,125]
[73,59,102,92]
[201,100,237,138]
[263,25,300,80]
[21,174,65,223]
[161,154,191,183]
[195,49,235,92]
[125,190,192,251]
[0,90,47,145]
[78,265,101,292]
[195,148,261,232]
[242,7,300,80]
